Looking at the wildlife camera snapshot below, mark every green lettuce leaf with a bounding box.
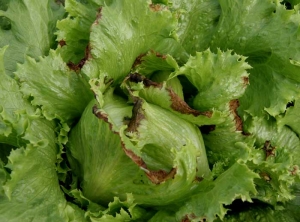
[0,0,64,76]
[277,100,300,136]
[122,73,225,126]
[0,46,35,146]
[67,99,141,204]
[15,50,93,123]
[0,117,87,221]
[83,0,178,83]
[242,116,300,203]
[172,0,221,54]
[56,0,111,63]
[209,0,300,117]
[172,49,251,111]
[0,45,86,221]
[149,163,258,222]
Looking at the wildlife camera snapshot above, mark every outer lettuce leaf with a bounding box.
[56,0,111,63]
[83,0,178,83]
[0,46,86,221]
[171,0,221,54]
[15,50,93,123]
[149,163,258,222]
[172,49,251,111]
[88,194,154,221]
[242,116,300,203]
[209,0,300,117]
[220,183,300,222]
[0,117,87,222]
[0,0,64,76]
[277,99,300,136]
[0,46,36,146]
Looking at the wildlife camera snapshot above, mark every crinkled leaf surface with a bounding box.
[15,50,93,123]
[0,0,64,76]
[277,99,300,136]
[150,163,258,222]
[0,117,86,222]
[0,46,86,221]
[174,163,258,222]
[123,74,225,127]
[0,46,34,146]
[173,49,251,111]
[209,0,300,117]
[56,0,112,63]
[172,0,221,54]
[83,0,178,83]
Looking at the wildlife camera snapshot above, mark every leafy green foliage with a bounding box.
[0,0,300,221]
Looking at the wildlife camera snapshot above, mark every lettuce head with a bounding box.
[1,0,300,221]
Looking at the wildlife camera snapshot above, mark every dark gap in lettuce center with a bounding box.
[0,143,16,165]
[177,75,198,107]
[280,1,294,9]
[225,198,273,217]
[0,16,11,31]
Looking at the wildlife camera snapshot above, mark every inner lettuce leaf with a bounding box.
[0,0,65,77]
[68,90,208,206]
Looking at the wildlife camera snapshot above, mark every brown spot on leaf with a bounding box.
[181,214,199,222]
[127,73,213,118]
[93,105,108,122]
[146,168,177,184]
[94,7,103,25]
[229,99,243,131]
[67,44,91,72]
[193,176,204,182]
[243,76,249,85]
[132,53,146,68]
[92,105,117,133]
[290,165,299,175]
[260,172,271,182]
[122,142,177,184]
[149,4,163,11]
[181,215,191,222]
[122,144,147,169]
[263,140,276,159]
[58,40,66,47]
[55,0,64,5]
[128,73,161,88]
[168,89,212,117]
[154,51,167,59]
[127,98,145,133]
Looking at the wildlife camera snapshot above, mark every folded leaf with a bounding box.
[0,0,64,76]
[15,50,93,123]
[83,0,178,83]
